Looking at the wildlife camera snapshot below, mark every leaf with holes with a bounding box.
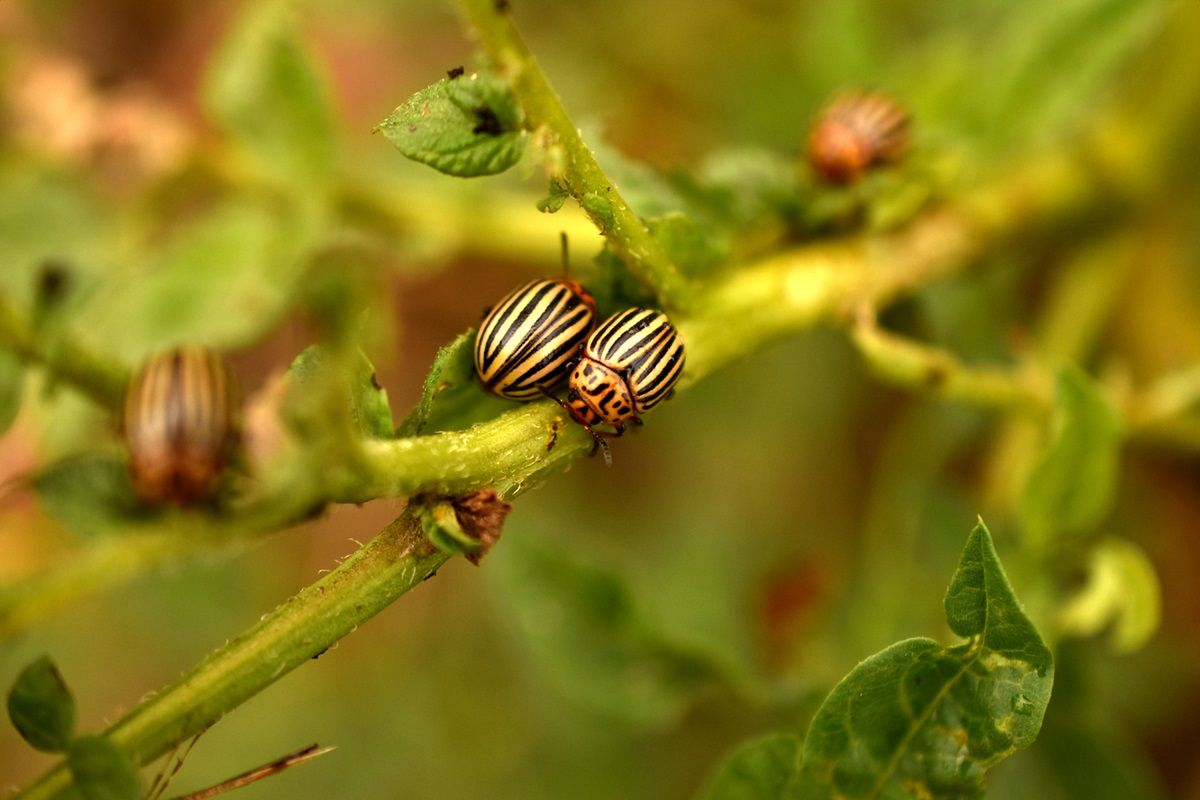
[377,72,527,177]
[794,521,1053,799]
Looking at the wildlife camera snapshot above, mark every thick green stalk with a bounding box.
[456,0,694,310]
[15,511,450,800]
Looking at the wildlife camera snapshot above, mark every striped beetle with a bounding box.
[562,307,685,460]
[807,90,910,184]
[474,277,598,400]
[122,346,239,505]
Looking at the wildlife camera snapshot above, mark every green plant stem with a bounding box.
[0,491,320,640]
[0,296,127,410]
[851,320,1051,416]
[456,0,694,310]
[15,510,451,800]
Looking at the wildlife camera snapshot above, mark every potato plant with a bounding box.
[1,0,1196,797]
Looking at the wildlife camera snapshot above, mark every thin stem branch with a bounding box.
[0,296,128,410]
[456,0,694,310]
[15,511,448,800]
[851,317,1052,416]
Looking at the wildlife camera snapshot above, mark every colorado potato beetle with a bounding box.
[474,277,598,400]
[122,346,239,505]
[807,90,910,184]
[563,307,685,454]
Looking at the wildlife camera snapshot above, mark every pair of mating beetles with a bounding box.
[473,271,685,460]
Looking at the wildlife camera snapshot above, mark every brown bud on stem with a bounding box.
[452,489,513,565]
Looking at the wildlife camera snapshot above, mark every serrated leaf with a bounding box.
[0,350,24,435]
[377,72,527,177]
[7,655,76,753]
[699,733,802,800]
[32,454,149,538]
[1020,368,1120,547]
[395,330,477,436]
[69,736,140,800]
[1059,537,1161,653]
[493,536,715,728]
[795,522,1053,799]
[204,0,338,182]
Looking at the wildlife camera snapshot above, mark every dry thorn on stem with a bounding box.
[168,744,335,800]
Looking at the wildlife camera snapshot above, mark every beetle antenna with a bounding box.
[560,231,569,278]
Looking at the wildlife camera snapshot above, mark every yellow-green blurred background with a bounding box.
[2,0,1199,797]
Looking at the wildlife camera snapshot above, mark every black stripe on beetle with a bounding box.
[563,307,685,440]
[474,278,597,401]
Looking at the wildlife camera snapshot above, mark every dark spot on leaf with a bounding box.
[447,66,465,79]
[495,0,510,11]
[370,372,383,391]
[472,106,504,136]
[311,646,330,660]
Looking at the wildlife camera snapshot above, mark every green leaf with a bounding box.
[493,536,715,728]
[416,499,478,557]
[72,200,307,360]
[69,736,140,800]
[1058,537,1161,653]
[32,454,149,538]
[537,179,571,214]
[699,733,802,800]
[795,521,1053,799]
[395,330,478,436]
[1020,368,1121,547]
[7,655,76,753]
[646,212,728,277]
[283,346,392,439]
[989,0,1161,147]
[0,162,105,308]
[204,0,338,182]
[0,350,24,436]
[348,351,393,439]
[377,71,527,177]
[580,192,615,232]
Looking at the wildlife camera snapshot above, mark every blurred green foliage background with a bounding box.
[2,0,1199,797]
